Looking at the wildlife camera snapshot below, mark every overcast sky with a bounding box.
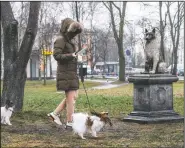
[12,2,178,34]
[11,2,184,70]
[56,2,161,29]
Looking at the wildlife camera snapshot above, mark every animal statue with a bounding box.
[143,28,167,74]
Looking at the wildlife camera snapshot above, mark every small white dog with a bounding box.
[72,111,112,139]
[1,100,14,125]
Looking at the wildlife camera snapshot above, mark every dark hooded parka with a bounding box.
[53,18,83,91]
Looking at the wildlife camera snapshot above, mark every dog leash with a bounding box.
[81,81,92,110]
[31,93,62,109]
[80,77,95,113]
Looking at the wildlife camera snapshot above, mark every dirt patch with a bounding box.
[1,115,183,147]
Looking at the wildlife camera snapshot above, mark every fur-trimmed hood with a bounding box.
[60,18,83,39]
[53,18,83,91]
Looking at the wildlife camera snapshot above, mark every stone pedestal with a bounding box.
[123,74,184,123]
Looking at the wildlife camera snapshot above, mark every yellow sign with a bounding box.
[42,49,53,55]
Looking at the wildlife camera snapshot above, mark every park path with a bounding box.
[85,79,129,90]
[86,75,184,90]
[56,79,128,94]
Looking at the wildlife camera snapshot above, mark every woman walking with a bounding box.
[48,18,83,127]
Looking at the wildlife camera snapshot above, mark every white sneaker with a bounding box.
[66,122,73,127]
[47,112,62,125]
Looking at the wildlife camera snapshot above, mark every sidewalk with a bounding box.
[91,83,128,89]
[85,79,128,90]
[56,79,128,93]
[84,79,114,84]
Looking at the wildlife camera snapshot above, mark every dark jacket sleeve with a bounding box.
[53,37,74,61]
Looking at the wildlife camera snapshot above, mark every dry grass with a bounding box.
[1,80,184,148]
[1,116,183,148]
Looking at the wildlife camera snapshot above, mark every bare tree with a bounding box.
[37,2,62,83]
[73,2,97,52]
[136,17,152,34]
[40,2,54,84]
[124,23,137,68]
[70,2,88,22]
[159,2,167,62]
[103,2,127,81]
[1,2,41,111]
[166,2,184,75]
[75,2,82,53]
[14,2,30,48]
[87,2,99,73]
[85,29,101,71]
[136,16,152,53]
[97,29,111,73]
[136,52,144,67]
[69,2,101,74]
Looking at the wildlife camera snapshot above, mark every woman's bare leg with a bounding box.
[48,97,66,125]
[54,98,66,114]
[66,90,78,122]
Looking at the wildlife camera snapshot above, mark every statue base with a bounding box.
[123,74,184,123]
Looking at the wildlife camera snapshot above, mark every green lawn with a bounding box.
[1,80,184,147]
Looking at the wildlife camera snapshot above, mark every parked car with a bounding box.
[177,69,184,76]
[125,67,133,74]
[87,68,91,75]
[167,64,184,74]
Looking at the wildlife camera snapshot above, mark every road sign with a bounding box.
[126,49,131,56]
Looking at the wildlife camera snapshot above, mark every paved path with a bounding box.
[178,76,184,81]
[84,79,114,84]
[91,83,128,89]
[56,79,128,93]
[84,79,128,90]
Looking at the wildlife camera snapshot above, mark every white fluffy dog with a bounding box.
[72,111,112,139]
[1,100,14,125]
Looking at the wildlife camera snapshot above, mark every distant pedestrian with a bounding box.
[47,18,83,127]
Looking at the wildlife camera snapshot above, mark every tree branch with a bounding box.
[102,2,111,12]
[163,12,167,29]
[119,2,127,40]
[175,2,181,49]
[111,2,121,18]
[166,2,175,47]
[172,10,178,26]
[109,2,119,43]
[18,2,41,68]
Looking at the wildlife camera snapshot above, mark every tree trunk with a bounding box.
[119,49,125,81]
[2,66,27,111]
[38,51,42,81]
[159,2,166,62]
[1,21,26,110]
[105,2,127,81]
[1,2,41,111]
[172,2,182,75]
[167,2,183,75]
[43,54,46,85]
[172,47,178,75]
[49,55,53,77]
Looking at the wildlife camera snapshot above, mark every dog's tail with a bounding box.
[72,113,88,124]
